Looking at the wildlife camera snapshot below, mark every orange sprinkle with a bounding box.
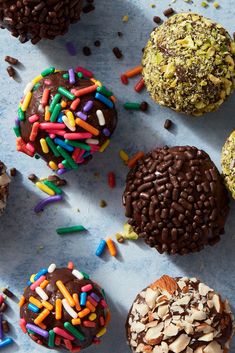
[127,151,145,168]
[56,280,75,307]
[78,308,90,318]
[29,296,43,309]
[75,84,98,97]
[34,309,50,325]
[19,296,25,307]
[45,106,51,121]
[110,95,117,103]
[73,293,81,312]
[75,118,99,136]
[38,322,47,330]
[40,280,49,289]
[42,300,53,311]
[29,122,40,142]
[61,100,67,108]
[67,261,74,270]
[71,318,81,326]
[70,98,80,111]
[55,299,62,320]
[105,310,111,326]
[86,301,96,313]
[124,65,142,78]
[106,238,117,257]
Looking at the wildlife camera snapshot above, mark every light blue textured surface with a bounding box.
[0,0,235,352]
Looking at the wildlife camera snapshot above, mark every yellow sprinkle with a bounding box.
[71,318,81,326]
[36,181,55,196]
[29,296,43,309]
[40,280,49,289]
[99,139,110,153]
[32,75,43,84]
[40,138,49,154]
[49,161,58,171]
[30,274,36,283]
[19,296,25,307]
[96,327,107,337]
[66,110,75,127]
[61,100,67,108]
[122,15,129,22]
[89,313,97,321]
[42,300,53,311]
[213,1,220,8]
[119,149,129,163]
[45,106,50,121]
[90,78,102,87]
[21,92,32,112]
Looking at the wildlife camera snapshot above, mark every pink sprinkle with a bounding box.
[75,67,93,78]
[81,284,93,292]
[71,347,82,353]
[53,327,75,341]
[20,318,27,333]
[26,142,35,153]
[46,130,66,136]
[93,338,101,345]
[44,79,52,85]
[71,88,77,95]
[89,144,100,152]
[30,275,46,291]
[70,98,80,111]
[100,299,108,308]
[66,42,77,56]
[49,134,56,139]
[99,316,105,326]
[64,133,92,140]
[0,295,4,305]
[28,114,39,123]
[39,123,65,130]
[67,261,74,270]
[58,163,65,169]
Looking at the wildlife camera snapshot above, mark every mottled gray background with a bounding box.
[0,0,234,352]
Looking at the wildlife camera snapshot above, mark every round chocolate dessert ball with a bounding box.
[14,67,117,174]
[19,263,110,350]
[0,161,10,216]
[126,275,234,353]
[123,146,229,255]
[0,0,83,44]
[221,131,235,199]
[142,13,235,116]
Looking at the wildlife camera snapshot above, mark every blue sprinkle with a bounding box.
[95,239,107,257]
[95,93,114,109]
[82,151,91,159]
[57,112,64,123]
[80,292,87,306]
[28,303,40,313]
[34,268,48,281]
[54,138,74,152]
[0,338,14,348]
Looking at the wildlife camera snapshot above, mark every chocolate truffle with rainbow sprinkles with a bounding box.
[19,262,110,351]
[14,67,117,174]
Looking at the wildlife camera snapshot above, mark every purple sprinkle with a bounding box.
[76,111,87,121]
[15,117,20,126]
[0,313,3,340]
[90,292,100,302]
[26,323,49,338]
[65,42,77,56]
[57,168,69,175]
[83,100,94,112]
[34,195,63,213]
[103,128,110,137]
[69,68,76,84]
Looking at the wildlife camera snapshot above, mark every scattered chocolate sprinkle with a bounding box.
[153,16,162,24]
[99,200,107,208]
[10,168,17,177]
[94,40,101,47]
[0,302,8,313]
[6,66,15,78]
[5,56,19,65]
[163,8,175,17]
[140,101,149,112]
[28,174,38,183]
[113,47,123,59]
[164,119,172,130]
[117,31,123,37]
[83,46,91,56]
[3,288,14,298]
[82,4,95,13]
[2,320,9,333]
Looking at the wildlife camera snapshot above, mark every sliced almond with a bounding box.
[177,280,186,290]
[145,322,164,343]
[212,294,222,313]
[158,305,169,318]
[163,323,179,337]
[176,295,191,306]
[151,275,178,295]
[169,334,191,353]
[198,332,214,342]
[161,342,169,353]
[146,321,159,329]
[194,347,206,353]
[195,323,214,334]
[198,283,212,296]
[186,348,193,353]
[143,345,153,353]
[135,303,149,316]
[136,343,145,353]
[153,347,163,353]
[131,321,146,333]
[191,308,207,321]
[130,339,137,347]
[204,341,223,353]
[146,288,159,309]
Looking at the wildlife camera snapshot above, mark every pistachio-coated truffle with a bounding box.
[221,131,235,199]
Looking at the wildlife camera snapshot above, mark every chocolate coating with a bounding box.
[126,275,234,353]
[0,161,10,216]
[0,0,83,44]
[123,146,229,255]
[17,70,117,170]
[20,267,109,350]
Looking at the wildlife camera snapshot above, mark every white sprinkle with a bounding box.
[62,115,76,132]
[48,263,56,273]
[23,81,34,96]
[96,110,105,126]
[72,269,84,280]
[35,287,48,301]
[86,139,99,145]
[62,298,78,319]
